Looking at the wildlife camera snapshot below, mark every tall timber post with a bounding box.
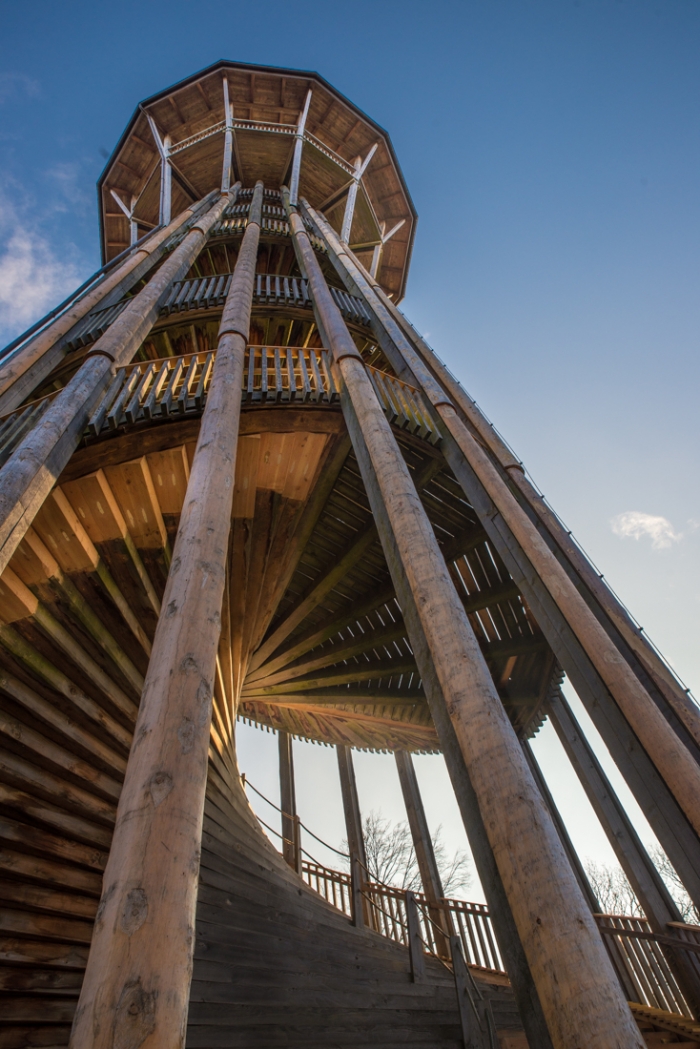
[0,61,697,1049]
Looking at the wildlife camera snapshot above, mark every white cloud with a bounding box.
[0,188,84,342]
[611,511,681,550]
[0,73,39,105]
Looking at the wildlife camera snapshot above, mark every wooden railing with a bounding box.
[80,348,440,446]
[596,914,698,1017]
[0,349,440,460]
[159,272,371,326]
[300,858,504,974]
[302,860,353,916]
[87,346,338,436]
[300,857,700,1020]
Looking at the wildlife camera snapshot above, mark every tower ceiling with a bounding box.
[98,60,417,301]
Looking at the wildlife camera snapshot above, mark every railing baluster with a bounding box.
[274,348,283,401]
[297,351,312,401]
[177,355,199,413]
[246,346,256,401]
[143,361,171,419]
[89,371,127,436]
[194,352,214,409]
[308,350,324,403]
[160,357,185,416]
[286,348,297,402]
[124,362,157,424]
[107,367,141,429]
[261,347,268,400]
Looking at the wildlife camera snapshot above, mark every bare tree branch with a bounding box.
[647,845,700,924]
[344,809,471,896]
[584,858,643,917]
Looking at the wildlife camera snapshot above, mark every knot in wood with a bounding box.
[113,978,156,1049]
[120,887,148,935]
[148,769,173,808]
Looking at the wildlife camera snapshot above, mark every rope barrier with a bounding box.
[242,775,350,859]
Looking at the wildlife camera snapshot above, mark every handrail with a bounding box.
[243,776,350,859]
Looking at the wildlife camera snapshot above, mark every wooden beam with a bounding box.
[242,661,417,697]
[395,749,452,954]
[70,182,263,1049]
[278,730,297,870]
[255,690,425,707]
[336,744,366,869]
[331,405,552,1049]
[289,90,312,206]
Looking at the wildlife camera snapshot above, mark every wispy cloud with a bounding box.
[0,186,84,343]
[611,511,682,550]
[0,73,39,105]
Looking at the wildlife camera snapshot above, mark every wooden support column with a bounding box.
[521,740,600,912]
[68,181,264,1049]
[337,377,554,1049]
[289,90,312,206]
[147,114,172,226]
[336,744,366,869]
[369,218,405,280]
[395,749,452,951]
[221,77,233,193]
[301,199,700,908]
[0,189,234,583]
[332,387,552,1045]
[284,189,644,1049]
[0,194,217,413]
[279,730,297,870]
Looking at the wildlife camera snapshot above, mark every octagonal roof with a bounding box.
[98,60,417,300]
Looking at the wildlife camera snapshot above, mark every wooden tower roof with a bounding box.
[98,60,417,301]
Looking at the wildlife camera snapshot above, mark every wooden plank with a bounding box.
[32,490,98,575]
[104,457,168,551]
[0,845,102,895]
[0,624,133,751]
[232,435,261,519]
[0,707,122,800]
[61,470,129,545]
[146,445,190,515]
[0,749,116,825]
[0,878,98,919]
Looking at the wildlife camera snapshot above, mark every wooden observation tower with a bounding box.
[1,60,699,1049]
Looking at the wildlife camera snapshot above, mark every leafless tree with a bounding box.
[584,859,643,917]
[346,810,471,897]
[647,845,700,924]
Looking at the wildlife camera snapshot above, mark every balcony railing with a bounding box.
[0,349,441,465]
[61,271,370,357]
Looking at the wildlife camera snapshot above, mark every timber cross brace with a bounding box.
[0,59,697,1049]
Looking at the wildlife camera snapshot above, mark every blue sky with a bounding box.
[1,0,698,896]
